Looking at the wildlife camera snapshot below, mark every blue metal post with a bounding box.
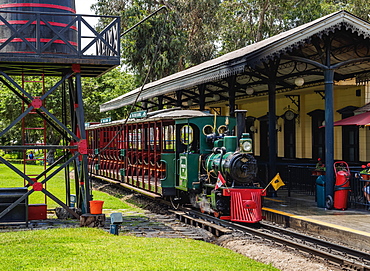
[324,68,335,199]
[75,71,92,213]
[268,81,277,182]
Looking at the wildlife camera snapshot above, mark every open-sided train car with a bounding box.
[86,108,265,223]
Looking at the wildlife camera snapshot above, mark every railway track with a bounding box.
[92,178,370,270]
[172,207,370,271]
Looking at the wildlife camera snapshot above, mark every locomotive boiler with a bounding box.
[87,108,265,223]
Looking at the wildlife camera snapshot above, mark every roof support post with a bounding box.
[322,35,335,204]
[268,80,277,183]
[176,91,182,108]
[198,84,206,111]
[158,96,164,110]
[324,68,335,201]
[228,76,236,117]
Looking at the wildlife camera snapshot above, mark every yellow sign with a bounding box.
[270,173,285,191]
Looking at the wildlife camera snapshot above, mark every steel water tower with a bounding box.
[0,0,120,223]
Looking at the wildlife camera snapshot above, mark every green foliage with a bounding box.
[92,0,222,82]
[92,0,370,78]
[0,67,136,147]
[82,68,137,122]
[0,228,278,270]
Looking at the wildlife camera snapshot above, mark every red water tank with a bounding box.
[333,161,350,210]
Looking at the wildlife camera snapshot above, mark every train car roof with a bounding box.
[86,109,213,129]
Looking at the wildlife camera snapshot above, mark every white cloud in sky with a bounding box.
[75,0,96,15]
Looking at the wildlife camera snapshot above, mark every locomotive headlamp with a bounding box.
[242,141,252,152]
[240,133,253,153]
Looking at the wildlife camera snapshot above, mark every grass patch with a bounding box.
[0,163,69,208]
[0,228,278,271]
[92,190,144,214]
[0,164,277,270]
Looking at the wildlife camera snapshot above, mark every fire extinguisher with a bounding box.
[333,161,351,210]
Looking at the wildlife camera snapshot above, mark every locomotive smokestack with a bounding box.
[235,110,247,141]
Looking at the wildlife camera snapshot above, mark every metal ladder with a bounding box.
[21,73,47,205]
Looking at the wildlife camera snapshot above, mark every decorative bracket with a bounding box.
[285,95,300,111]
[315,90,325,99]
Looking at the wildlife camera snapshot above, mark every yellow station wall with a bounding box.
[205,82,370,162]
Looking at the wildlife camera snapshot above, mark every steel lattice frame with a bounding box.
[0,66,90,219]
[0,9,120,221]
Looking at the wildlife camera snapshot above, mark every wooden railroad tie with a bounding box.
[169,210,233,237]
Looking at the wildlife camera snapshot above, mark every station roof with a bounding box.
[101,10,370,112]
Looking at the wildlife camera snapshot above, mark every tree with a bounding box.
[93,0,184,82]
[216,0,370,55]
[92,0,223,82]
[216,0,328,54]
[82,68,137,122]
[0,68,135,148]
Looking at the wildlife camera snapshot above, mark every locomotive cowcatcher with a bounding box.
[87,108,265,223]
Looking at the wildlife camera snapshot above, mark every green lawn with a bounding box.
[0,163,278,270]
[0,163,71,207]
[0,228,278,270]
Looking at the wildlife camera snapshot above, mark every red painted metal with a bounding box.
[28,204,47,220]
[0,20,78,31]
[86,118,176,196]
[31,98,42,109]
[226,188,266,223]
[333,161,350,210]
[78,139,87,155]
[0,3,76,13]
[33,182,43,191]
[0,38,78,46]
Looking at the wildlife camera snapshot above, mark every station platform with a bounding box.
[262,190,370,251]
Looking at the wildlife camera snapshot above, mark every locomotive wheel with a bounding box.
[200,206,206,213]
[170,197,180,210]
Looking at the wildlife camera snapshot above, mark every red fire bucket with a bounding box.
[89,200,104,214]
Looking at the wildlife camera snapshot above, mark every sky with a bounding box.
[75,0,97,15]
[75,0,99,52]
